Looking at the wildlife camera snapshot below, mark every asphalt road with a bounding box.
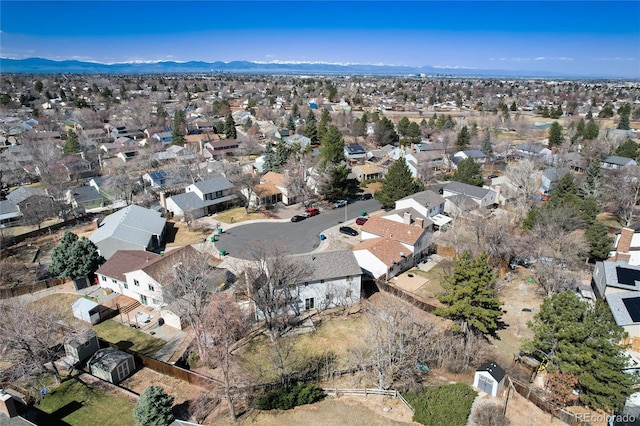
[215,198,382,259]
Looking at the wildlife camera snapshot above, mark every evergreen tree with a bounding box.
[273,140,291,171]
[171,109,185,145]
[573,118,585,143]
[319,125,345,167]
[583,119,599,140]
[287,115,296,131]
[49,232,104,279]
[549,172,578,207]
[133,385,175,426]
[585,221,613,261]
[375,158,424,209]
[525,291,637,412]
[510,101,517,111]
[319,164,349,201]
[434,252,504,338]
[262,142,276,172]
[615,138,639,159]
[548,121,564,148]
[397,117,411,136]
[291,102,299,118]
[304,110,318,144]
[224,113,237,139]
[63,129,81,154]
[452,158,484,187]
[481,131,492,156]
[618,113,631,130]
[578,195,600,225]
[34,81,43,93]
[406,121,421,143]
[580,161,602,197]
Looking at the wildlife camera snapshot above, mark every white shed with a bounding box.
[72,298,101,325]
[473,362,506,397]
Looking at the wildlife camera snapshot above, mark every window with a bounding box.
[101,276,106,281]
[148,284,155,292]
[134,279,139,286]
[320,279,325,284]
[112,279,117,284]
[123,283,128,289]
[215,190,223,198]
[304,281,309,286]
[140,295,148,305]
[305,298,315,310]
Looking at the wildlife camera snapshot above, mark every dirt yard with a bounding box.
[119,368,206,406]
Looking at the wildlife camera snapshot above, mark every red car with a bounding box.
[355,217,368,226]
[305,207,320,216]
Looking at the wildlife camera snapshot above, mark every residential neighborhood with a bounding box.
[1,69,640,426]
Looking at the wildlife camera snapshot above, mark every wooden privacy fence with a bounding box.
[376,280,437,313]
[323,388,415,414]
[0,277,64,299]
[506,377,579,425]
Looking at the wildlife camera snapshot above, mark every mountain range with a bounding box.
[0,57,613,79]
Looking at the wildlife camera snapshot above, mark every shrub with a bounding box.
[256,383,326,410]
[404,383,477,426]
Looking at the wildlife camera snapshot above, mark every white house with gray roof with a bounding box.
[165,176,237,219]
[442,181,497,211]
[601,155,638,171]
[89,205,166,259]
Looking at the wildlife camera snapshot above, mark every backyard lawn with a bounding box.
[36,377,136,426]
[93,320,166,356]
[410,260,452,298]
[215,207,270,223]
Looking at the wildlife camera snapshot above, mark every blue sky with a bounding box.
[1,1,639,78]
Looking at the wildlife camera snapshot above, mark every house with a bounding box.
[442,181,497,210]
[6,186,56,219]
[165,176,237,219]
[405,151,445,178]
[610,225,640,265]
[473,362,506,397]
[89,205,166,260]
[601,156,638,170]
[71,297,101,325]
[283,250,362,314]
[64,329,100,364]
[538,167,569,196]
[56,155,94,180]
[283,134,312,150]
[591,261,640,300]
[95,245,207,310]
[452,149,487,166]
[385,190,451,230]
[516,143,552,161]
[66,186,104,210]
[202,140,240,160]
[88,348,135,385]
[352,164,384,182]
[261,171,298,205]
[354,216,432,279]
[152,131,173,145]
[344,145,367,162]
[0,199,23,227]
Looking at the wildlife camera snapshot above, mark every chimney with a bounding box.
[159,192,167,209]
[617,228,634,254]
[415,217,424,229]
[403,211,412,225]
[0,391,18,418]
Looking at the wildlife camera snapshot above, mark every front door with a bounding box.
[116,361,130,381]
[140,295,148,305]
[478,375,493,394]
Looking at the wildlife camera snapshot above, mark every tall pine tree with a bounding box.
[375,158,424,209]
[133,386,175,426]
[304,110,318,144]
[319,125,345,168]
[224,113,237,139]
[434,252,504,338]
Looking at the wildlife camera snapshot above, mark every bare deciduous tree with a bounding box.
[0,299,71,386]
[505,159,539,219]
[603,165,640,226]
[202,292,249,421]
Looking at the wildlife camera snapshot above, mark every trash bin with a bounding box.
[210,236,215,242]
[361,210,367,216]
[220,249,227,256]
[218,228,223,235]
[319,234,326,241]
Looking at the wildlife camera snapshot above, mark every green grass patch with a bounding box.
[410,261,452,297]
[404,383,477,426]
[37,377,135,426]
[93,320,166,356]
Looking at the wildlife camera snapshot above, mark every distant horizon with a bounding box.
[2,1,639,79]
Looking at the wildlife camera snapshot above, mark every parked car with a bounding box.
[333,200,348,209]
[291,215,306,222]
[339,226,358,236]
[360,193,373,200]
[355,217,368,226]
[305,207,320,216]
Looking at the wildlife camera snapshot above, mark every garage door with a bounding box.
[478,375,494,394]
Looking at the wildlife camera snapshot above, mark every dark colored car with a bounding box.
[355,217,368,226]
[305,207,320,216]
[339,226,359,236]
[291,215,306,222]
[360,193,373,200]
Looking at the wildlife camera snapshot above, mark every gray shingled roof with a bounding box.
[606,292,640,326]
[289,250,362,282]
[191,176,234,194]
[6,186,49,204]
[399,190,445,208]
[444,181,491,199]
[88,348,133,371]
[168,192,237,212]
[0,199,21,219]
[600,261,640,292]
[602,155,636,166]
[70,186,103,203]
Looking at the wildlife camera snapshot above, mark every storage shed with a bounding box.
[64,329,100,364]
[473,362,506,397]
[88,348,135,384]
[72,297,101,325]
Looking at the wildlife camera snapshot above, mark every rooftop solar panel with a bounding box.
[616,266,640,287]
[623,297,640,322]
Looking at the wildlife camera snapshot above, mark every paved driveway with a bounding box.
[214,199,382,259]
